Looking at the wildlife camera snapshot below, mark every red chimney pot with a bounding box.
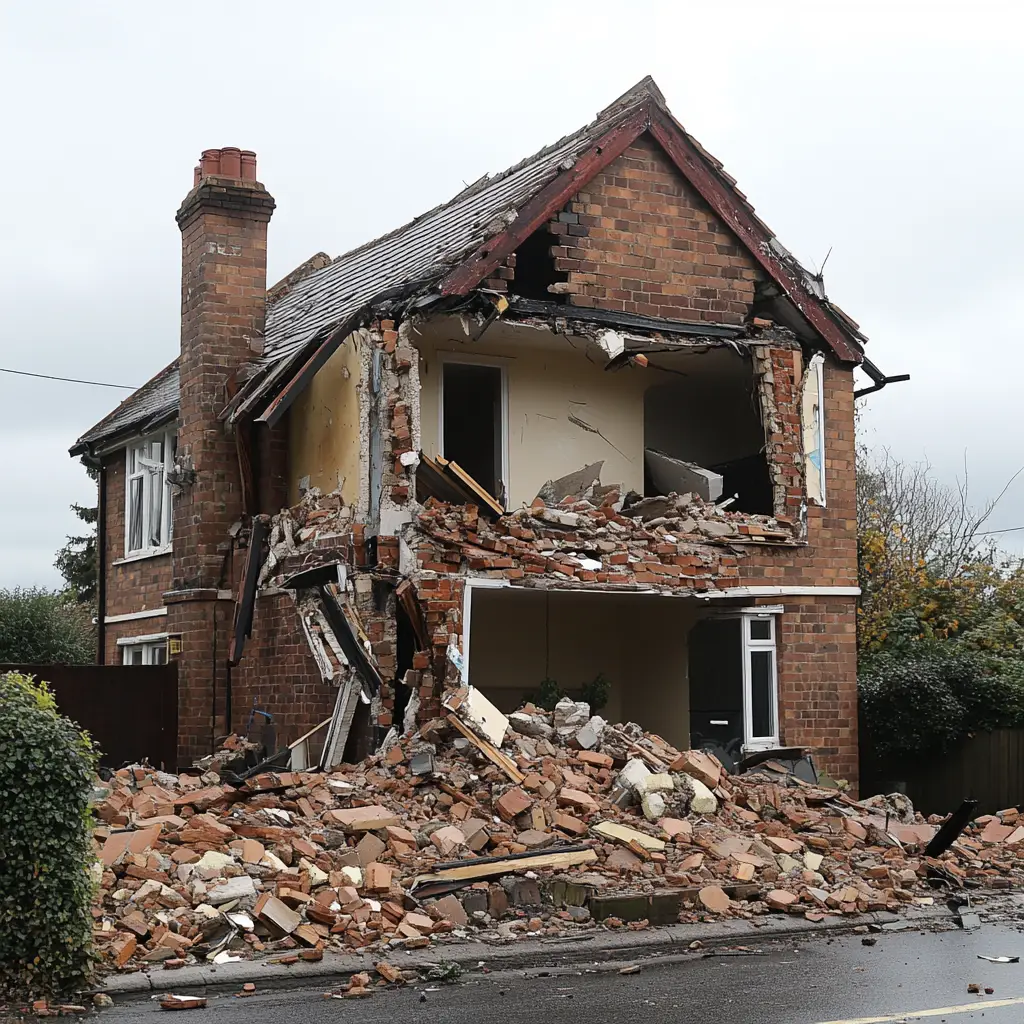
[240,150,257,182]
[219,147,241,178]
[200,149,221,177]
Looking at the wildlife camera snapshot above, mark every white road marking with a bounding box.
[817,995,1024,1023]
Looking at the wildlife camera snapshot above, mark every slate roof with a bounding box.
[261,84,652,366]
[71,359,179,457]
[73,76,867,452]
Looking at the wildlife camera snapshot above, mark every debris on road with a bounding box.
[159,994,207,1010]
[978,955,1019,963]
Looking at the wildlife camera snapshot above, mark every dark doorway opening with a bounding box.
[688,617,743,770]
[394,603,416,730]
[441,362,504,499]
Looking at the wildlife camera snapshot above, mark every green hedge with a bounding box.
[859,643,1024,759]
[0,673,97,1001]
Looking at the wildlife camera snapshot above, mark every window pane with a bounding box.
[748,617,772,641]
[148,467,164,547]
[125,647,143,666]
[128,477,144,552]
[165,478,173,541]
[151,644,168,665]
[750,650,775,738]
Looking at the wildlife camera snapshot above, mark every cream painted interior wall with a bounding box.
[414,320,650,508]
[288,335,362,506]
[468,588,698,749]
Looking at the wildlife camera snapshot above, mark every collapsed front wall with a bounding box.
[287,321,858,783]
[97,317,856,786]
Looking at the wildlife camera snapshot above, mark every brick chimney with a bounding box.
[172,148,275,590]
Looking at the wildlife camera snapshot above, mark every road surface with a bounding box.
[100,923,1024,1023]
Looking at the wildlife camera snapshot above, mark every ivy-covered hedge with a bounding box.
[859,643,1024,759]
[0,672,97,1001]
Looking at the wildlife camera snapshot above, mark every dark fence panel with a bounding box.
[0,664,178,770]
[861,727,1024,816]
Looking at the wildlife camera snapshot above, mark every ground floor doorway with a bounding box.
[464,585,779,763]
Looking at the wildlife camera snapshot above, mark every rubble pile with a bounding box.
[256,487,358,588]
[90,694,1020,977]
[416,488,796,587]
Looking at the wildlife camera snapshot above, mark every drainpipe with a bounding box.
[96,461,107,665]
[854,356,910,399]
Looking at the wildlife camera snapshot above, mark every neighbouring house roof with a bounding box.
[70,359,179,458]
[73,76,868,454]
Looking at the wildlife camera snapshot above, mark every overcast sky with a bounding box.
[1,0,1021,589]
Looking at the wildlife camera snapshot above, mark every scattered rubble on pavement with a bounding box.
[90,691,1024,979]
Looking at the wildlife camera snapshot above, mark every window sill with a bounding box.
[112,546,172,566]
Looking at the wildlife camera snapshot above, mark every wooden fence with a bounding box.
[0,663,178,770]
[861,727,1024,816]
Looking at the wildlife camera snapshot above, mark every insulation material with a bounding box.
[644,449,723,502]
[444,686,509,747]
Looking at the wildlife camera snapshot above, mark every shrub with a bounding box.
[0,672,98,1001]
[534,677,565,711]
[859,644,1024,759]
[0,587,95,664]
[581,673,611,713]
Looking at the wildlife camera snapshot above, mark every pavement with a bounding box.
[95,920,1024,1024]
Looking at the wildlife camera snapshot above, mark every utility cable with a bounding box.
[0,366,137,389]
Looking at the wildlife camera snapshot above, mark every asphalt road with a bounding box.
[101,924,1024,1024]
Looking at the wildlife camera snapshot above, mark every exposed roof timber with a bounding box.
[255,284,415,428]
[506,296,743,339]
[439,106,651,298]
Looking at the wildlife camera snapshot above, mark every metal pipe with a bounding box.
[96,465,107,665]
[855,356,910,399]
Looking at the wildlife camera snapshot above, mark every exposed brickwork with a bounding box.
[774,595,859,785]
[226,591,333,751]
[549,135,765,323]
[173,174,274,590]
[398,349,859,785]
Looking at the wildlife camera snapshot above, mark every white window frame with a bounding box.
[125,429,175,556]
[740,610,780,751]
[437,352,510,507]
[703,606,780,752]
[119,633,170,666]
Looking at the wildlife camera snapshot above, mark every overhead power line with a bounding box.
[0,366,137,390]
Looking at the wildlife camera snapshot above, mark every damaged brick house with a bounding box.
[71,78,902,787]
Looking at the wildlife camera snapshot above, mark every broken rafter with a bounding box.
[446,714,524,784]
[507,296,742,339]
[228,518,268,665]
[410,845,597,888]
[417,454,504,517]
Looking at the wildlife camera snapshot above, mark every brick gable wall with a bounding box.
[552,134,764,323]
